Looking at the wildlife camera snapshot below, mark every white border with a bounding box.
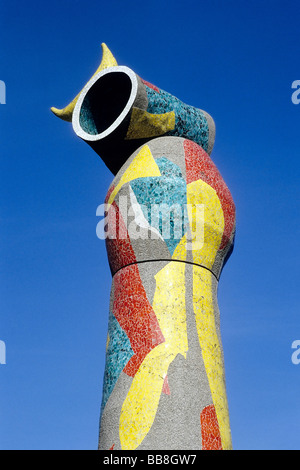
[72,66,138,141]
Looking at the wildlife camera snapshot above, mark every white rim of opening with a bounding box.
[72,66,138,141]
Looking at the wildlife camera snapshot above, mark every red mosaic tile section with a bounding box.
[104,184,115,204]
[200,404,222,450]
[113,264,165,377]
[184,139,235,250]
[105,201,136,274]
[162,375,170,395]
[141,78,160,93]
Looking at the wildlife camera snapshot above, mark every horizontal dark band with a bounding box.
[112,258,219,281]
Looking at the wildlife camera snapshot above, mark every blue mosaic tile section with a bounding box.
[130,157,188,255]
[100,310,133,417]
[145,86,209,152]
[79,96,98,135]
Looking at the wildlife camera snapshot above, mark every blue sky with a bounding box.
[1,0,300,450]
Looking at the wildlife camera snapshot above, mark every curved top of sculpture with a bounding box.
[51,42,236,451]
[72,66,140,142]
[51,44,216,175]
[51,43,118,122]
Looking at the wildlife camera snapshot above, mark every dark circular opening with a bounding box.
[79,72,132,135]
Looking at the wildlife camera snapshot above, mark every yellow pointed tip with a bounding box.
[50,43,118,122]
[98,43,118,70]
[50,106,73,122]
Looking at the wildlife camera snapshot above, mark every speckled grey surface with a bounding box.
[98,145,235,450]
[99,263,224,450]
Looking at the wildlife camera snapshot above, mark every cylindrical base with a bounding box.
[98,135,235,450]
[98,261,231,450]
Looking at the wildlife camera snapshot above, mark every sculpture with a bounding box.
[51,44,236,450]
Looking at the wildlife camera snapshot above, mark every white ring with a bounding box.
[72,66,138,141]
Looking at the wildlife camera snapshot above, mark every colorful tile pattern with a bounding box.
[100,308,133,416]
[130,157,188,255]
[141,81,210,153]
[51,45,236,450]
[184,140,235,250]
[105,200,136,274]
[119,261,187,450]
[125,107,176,140]
[99,137,235,450]
[193,265,231,449]
[113,264,165,378]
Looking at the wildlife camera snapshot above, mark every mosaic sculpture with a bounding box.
[51,44,236,450]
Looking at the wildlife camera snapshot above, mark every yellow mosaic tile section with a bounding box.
[187,178,231,449]
[108,145,161,205]
[125,107,175,140]
[172,233,187,261]
[186,179,224,269]
[193,266,232,450]
[119,261,187,450]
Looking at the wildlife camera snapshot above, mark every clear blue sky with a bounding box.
[1,0,300,450]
